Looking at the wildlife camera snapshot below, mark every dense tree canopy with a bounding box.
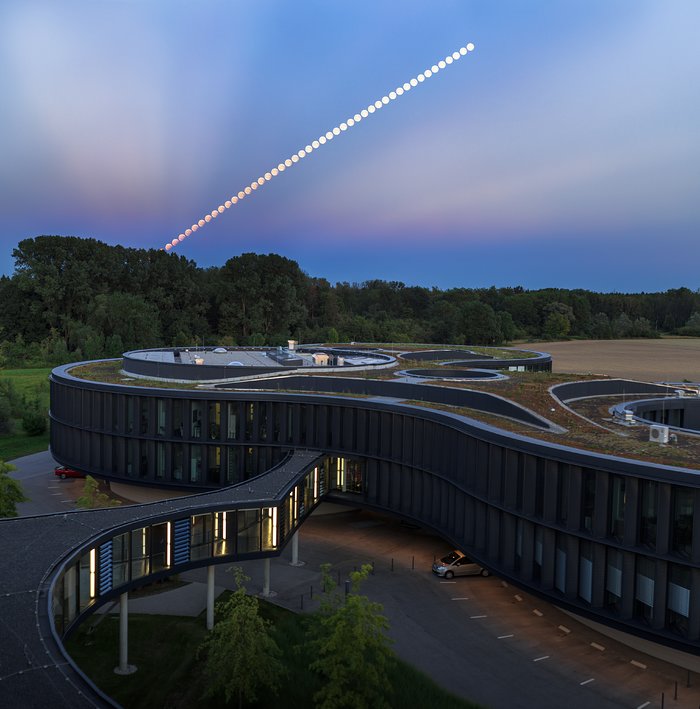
[1,235,699,366]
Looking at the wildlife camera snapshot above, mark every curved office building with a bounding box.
[45,349,700,660]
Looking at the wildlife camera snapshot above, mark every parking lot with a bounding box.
[188,507,700,709]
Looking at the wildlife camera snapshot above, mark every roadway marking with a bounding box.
[51,493,62,496]
[579,678,595,686]
[451,597,470,601]
[497,634,514,639]
[440,581,457,584]
[61,500,74,504]
[557,625,571,634]
[532,609,543,617]
[630,660,647,670]
[590,642,605,651]
[636,702,650,709]
[470,615,487,619]
[514,594,523,601]
[533,655,550,662]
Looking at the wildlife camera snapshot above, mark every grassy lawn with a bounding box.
[0,367,52,461]
[66,601,480,709]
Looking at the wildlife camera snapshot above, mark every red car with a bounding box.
[54,466,85,479]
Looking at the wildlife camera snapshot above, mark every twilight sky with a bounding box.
[1,1,698,291]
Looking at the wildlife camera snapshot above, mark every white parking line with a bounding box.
[51,493,62,496]
[61,500,74,504]
[440,581,457,584]
[470,615,487,619]
[497,634,514,639]
[533,655,549,662]
[636,702,650,709]
[451,597,470,601]
[579,678,594,686]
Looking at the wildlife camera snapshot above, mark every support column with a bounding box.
[114,592,137,675]
[206,565,216,630]
[290,532,305,567]
[262,558,272,597]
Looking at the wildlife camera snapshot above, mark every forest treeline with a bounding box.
[1,236,699,367]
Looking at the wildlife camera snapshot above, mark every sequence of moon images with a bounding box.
[164,42,476,251]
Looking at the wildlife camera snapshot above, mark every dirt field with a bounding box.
[532,338,700,382]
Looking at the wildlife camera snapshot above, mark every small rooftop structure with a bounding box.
[122,345,395,382]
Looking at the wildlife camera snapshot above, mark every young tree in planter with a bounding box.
[309,563,394,709]
[0,460,28,517]
[199,567,284,708]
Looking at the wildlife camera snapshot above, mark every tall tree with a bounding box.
[0,460,28,518]
[199,568,284,708]
[309,564,394,709]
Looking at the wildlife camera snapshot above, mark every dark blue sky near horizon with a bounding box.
[1,1,698,292]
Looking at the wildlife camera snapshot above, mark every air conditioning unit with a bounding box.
[649,425,670,444]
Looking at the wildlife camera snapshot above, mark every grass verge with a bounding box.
[0,367,51,460]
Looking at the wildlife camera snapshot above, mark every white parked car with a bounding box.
[432,550,489,579]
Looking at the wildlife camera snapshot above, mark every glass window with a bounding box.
[667,563,691,636]
[578,541,593,603]
[191,402,202,439]
[208,402,221,440]
[555,535,566,593]
[226,403,239,440]
[226,447,240,484]
[130,528,149,579]
[639,480,658,548]
[156,442,165,479]
[534,460,544,517]
[173,400,184,438]
[261,507,278,551]
[634,556,655,624]
[111,394,120,432]
[151,523,168,572]
[605,547,623,612]
[671,488,693,557]
[213,512,230,556]
[237,509,261,553]
[126,398,134,434]
[78,552,93,612]
[245,403,254,440]
[191,514,212,560]
[556,466,568,524]
[126,439,137,478]
[346,459,363,493]
[156,399,166,436]
[112,532,129,586]
[533,526,543,582]
[258,403,267,441]
[208,446,221,484]
[609,476,626,541]
[581,469,595,533]
[173,444,183,481]
[190,445,202,482]
[139,443,148,478]
[139,399,148,434]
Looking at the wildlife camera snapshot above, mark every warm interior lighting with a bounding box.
[89,548,96,598]
[166,521,172,567]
